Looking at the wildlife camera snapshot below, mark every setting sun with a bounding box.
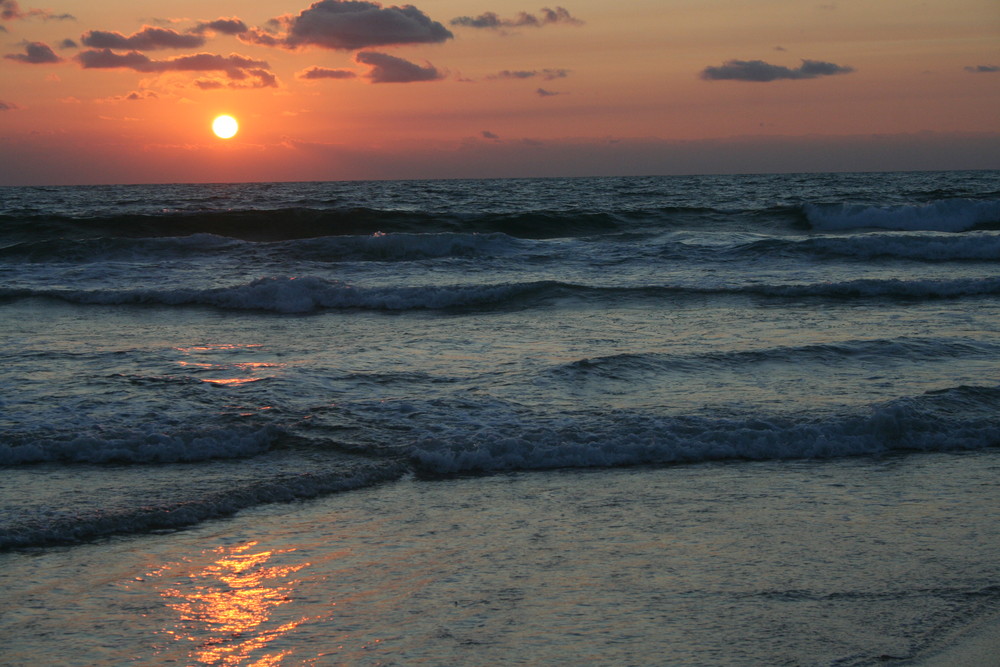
[212,115,239,140]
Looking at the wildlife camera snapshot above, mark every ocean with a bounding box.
[1,171,998,665]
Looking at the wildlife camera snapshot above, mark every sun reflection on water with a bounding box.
[154,541,310,665]
[173,344,286,387]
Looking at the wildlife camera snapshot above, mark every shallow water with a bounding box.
[2,451,998,666]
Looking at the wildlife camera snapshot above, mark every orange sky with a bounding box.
[1,0,998,184]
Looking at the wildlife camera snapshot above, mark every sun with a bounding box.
[212,115,239,139]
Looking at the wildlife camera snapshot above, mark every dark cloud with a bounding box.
[192,17,248,35]
[964,64,999,73]
[0,100,20,110]
[700,58,854,82]
[355,50,443,83]
[481,130,500,140]
[536,87,561,96]
[451,6,583,29]
[1,0,73,22]
[490,68,569,80]
[76,49,278,87]
[193,79,225,90]
[81,26,206,51]
[125,90,158,100]
[239,26,284,47]
[298,65,357,80]
[59,37,76,48]
[4,41,62,63]
[276,0,453,50]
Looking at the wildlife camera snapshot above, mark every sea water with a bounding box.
[0,172,998,665]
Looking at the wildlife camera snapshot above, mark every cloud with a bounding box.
[267,0,453,51]
[536,87,562,96]
[1,0,73,22]
[298,65,357,80]
[239,26,284,47]
[59,38,76,48]
[4,41,63,63]
[193,79,225,90]
[451,6,583,30]
[355,50,443,82]
[489,68,570,81]
[964,64,999,73]
[700,58,854,82]
[81,26,206,51]
[0,100,20,110]
[76,49,278,87]
[192,17,248,35]
[97,90,159,102]
[481,130,500,140]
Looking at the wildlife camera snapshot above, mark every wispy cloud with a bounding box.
[451,6,583,30]
[1,0,73,22]
[4,40,62,63]
[96,90,160,103]
[355,51,444,83]
[0,100,21,110]
[701,58,854,82]
[297,65,357,80]
[489,68,570,81]
[964,64,999,73]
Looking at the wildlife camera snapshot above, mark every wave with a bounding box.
[5,275,1000,313]
[409,385,1000,474]
[0,457,406,550]
[734,232,1000,262]
[554,337,1000,380]
[805,199,1000,232]
[4,385,996,549]
[0,425,280,465]
[0,231,524,264]
[0,207,627,243]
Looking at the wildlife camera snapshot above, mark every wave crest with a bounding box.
[805,199,1000,232]
[410,386,1000,474]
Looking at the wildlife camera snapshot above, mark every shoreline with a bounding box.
[909,612,1000,666]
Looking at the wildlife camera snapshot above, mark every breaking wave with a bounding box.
[805,199,1000,232]
[410,386,1000,474]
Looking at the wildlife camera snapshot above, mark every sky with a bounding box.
[1,0,998,184]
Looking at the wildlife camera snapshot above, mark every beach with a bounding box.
[2,450,998,665]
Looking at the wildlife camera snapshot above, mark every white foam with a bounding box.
[805,199,1000,232]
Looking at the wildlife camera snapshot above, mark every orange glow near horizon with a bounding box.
[0,0,997,184]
